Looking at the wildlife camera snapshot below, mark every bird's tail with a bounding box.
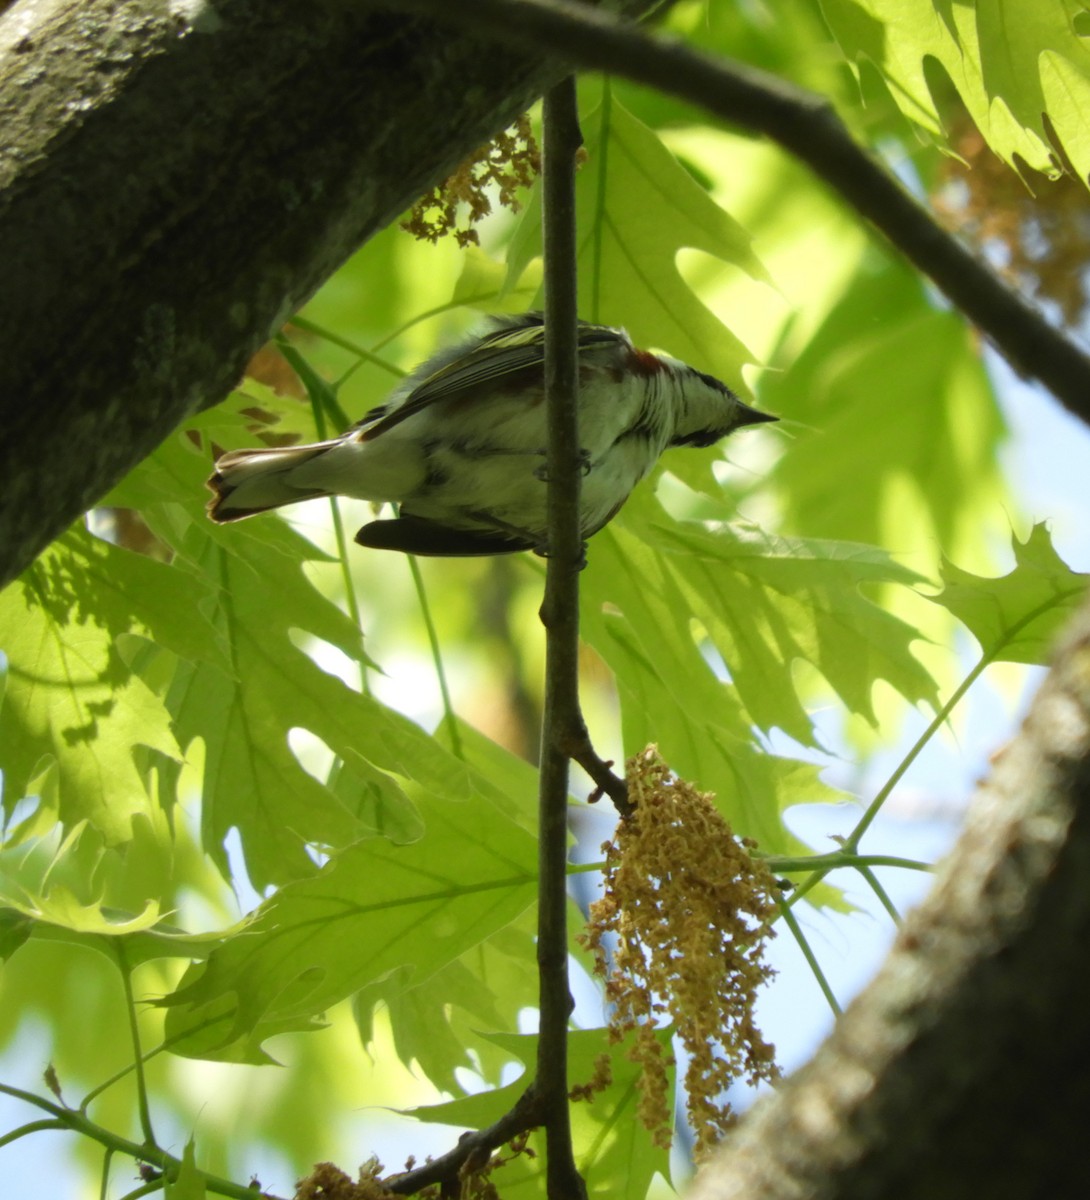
[206,441,339,522]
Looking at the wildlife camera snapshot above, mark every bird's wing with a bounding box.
[354,319,625,442]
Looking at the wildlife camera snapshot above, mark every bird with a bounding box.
[206,313,776,556]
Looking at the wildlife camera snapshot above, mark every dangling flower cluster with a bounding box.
[402,114,540,247]
[581,746,782,1159]
[294,1157,392,1199]
[292,1136,536,1200]
[455,1132,536,1200]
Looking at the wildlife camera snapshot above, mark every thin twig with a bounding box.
[563,720,632,816]
[0,1084,282,1200]
[384,74,598,1200]
[535,75,590,1200]
[380,0,1090,427]
[384,1086,542,1194]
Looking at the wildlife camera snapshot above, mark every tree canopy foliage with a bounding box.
[2,2,1090,1198]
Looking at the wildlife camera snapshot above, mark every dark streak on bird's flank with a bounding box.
[616,417,661,444]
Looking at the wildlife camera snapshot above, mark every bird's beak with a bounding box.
[734,400,778,428]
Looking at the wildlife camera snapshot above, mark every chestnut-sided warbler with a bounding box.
[206,313,775,555]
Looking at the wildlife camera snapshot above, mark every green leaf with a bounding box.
[109,418,480,887]
[159,788,537,1062]
[453,243,542,313]
[157,548,371,886]
[355,912,538,1094]
[165,1138,206,1200]
[931,523,1089,665]
[0,886,223,967]
[578,531,853,898]
[819,0,1069,176]
[665,521,936,727]
[349,725,547,1093]
[588,514,936,744]
[0,531,188,843]
[762,269,1008,565]
[508,91,769,392]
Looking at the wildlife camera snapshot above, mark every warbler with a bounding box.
[206,313,776,556]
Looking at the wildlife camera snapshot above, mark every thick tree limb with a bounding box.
[687,595,1090,1199]
[384,0,1090,428]
[0,0,657,591]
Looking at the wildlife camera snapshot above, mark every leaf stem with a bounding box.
[844,654,990,851]
[287,315,407,379]
[857,864,902,926]
[115,942,157,1150]
[407,555,463,759]
[276,335,371,694]
[0,1118,68,1149]
[776,896,841,1017]
[764,852,933,875]
[0,1084,283,1200]
[100,1145,115,1200]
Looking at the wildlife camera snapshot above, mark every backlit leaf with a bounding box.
[932,523,1089,665]
[160,787,537,1062]
[507,92,769,394]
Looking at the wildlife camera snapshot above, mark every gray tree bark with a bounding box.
[690,596,1090,1200]
[0,0,652,590]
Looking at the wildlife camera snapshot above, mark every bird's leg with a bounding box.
[533,540,588,569]
[533,448,592,482]
[464,507,588,567]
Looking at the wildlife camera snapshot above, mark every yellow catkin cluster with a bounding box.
[294,1159,393,1200]
[569,1051,613,1103]
[294,1138,533,1200]
[581,746,782,1160]
[402,114,540,247]
[456,1132,535,1200]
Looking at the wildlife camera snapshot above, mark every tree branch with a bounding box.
[383,1086,543,1195]
[385,73,595,1200]
[379,0,1090,427]
[535,75,589,1200]
[0,1083,285,1200]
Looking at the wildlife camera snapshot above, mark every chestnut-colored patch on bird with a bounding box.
[627,347,669,376]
